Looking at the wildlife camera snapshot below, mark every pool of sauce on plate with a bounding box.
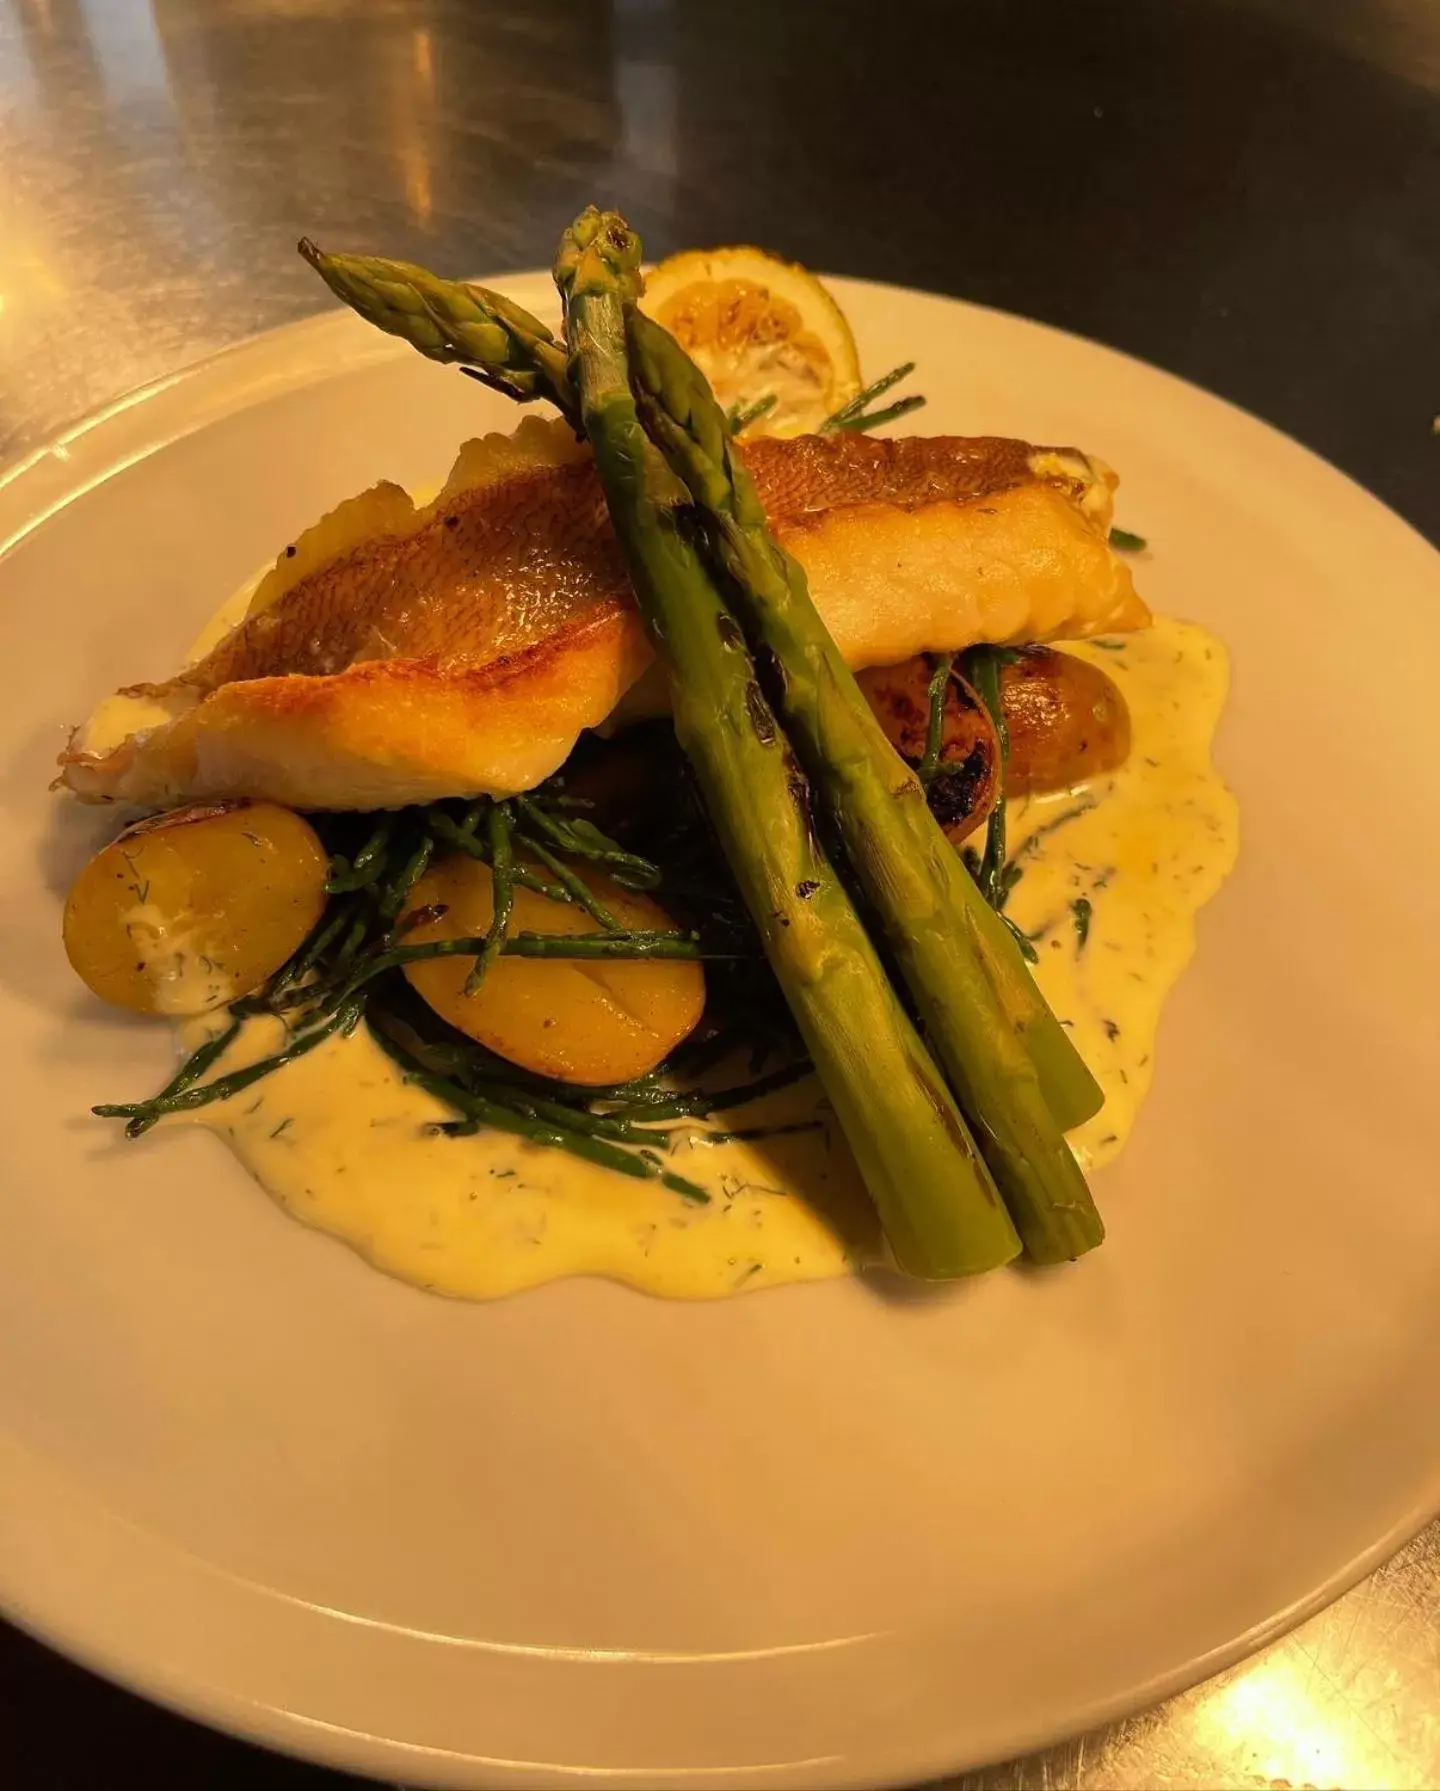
[173,615,1237,1300]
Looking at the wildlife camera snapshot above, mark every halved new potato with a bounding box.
[63,802,329,1015]
[999,647,1132,795]
[400,855,705,1085]
[858,658,1000,846]
[641,245,862,436]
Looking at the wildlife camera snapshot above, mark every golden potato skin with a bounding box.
[859,646,1133,841]
[401,855,706,1086]
[855,658,999,845]
[1000,647,1132,796]
[63,802,329,1015]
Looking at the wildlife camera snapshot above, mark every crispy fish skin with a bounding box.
[60,420,1147,810]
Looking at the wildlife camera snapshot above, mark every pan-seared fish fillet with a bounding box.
[60,417,1147,809]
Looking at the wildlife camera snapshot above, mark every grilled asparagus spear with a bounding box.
[624,290,1103,1262]
[551,208,1020,1277]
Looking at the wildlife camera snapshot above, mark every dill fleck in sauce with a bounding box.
[176,614,1236,1300]
[1005,616,1239,1169]
[176,1013,880,1299]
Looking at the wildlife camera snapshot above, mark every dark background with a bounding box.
[1,0,1437,1784]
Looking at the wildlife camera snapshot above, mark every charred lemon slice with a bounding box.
[640,246,861,437]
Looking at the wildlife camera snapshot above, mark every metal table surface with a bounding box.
[1,1,1437,1786]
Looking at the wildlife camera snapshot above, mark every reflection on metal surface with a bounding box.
[950,1527,1440,1790]
[1191,1654,1380,1787]
[0,0,620,457]
[387,25,435,226]
[79,0,168,104]
[612,0,677,217]
[1251,0,1440,94]
[0,1,1437,1784]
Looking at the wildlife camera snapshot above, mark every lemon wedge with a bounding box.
[640,246,862,437]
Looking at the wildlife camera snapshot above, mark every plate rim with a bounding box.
[6,267,1436,567]
[2,272,1438,1789]
[2,1447,1436,1791]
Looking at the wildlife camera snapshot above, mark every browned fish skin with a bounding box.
[63,422,1146,810]
[162,432,1117,697]
[746,432,1044,515]
[169,458,628,694]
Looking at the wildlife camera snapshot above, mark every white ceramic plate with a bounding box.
[1,276,1437,1790]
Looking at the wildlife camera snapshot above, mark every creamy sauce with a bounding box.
[171,614,1236,1300]
[1004,620,1238,1168]
[74,575,265,759]
[80,691,181,757]
[176,1015,880,1299]
[120,903,236,1016]
[187,574,262,659]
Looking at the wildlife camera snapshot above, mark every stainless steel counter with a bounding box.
[2,2,1436,1786]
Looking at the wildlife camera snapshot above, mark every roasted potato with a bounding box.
[63,802,329,1015]
[1000,646,1131,795]
[855,658,1000,845]
[401,854,705,1085]
[860,646,1133,837]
